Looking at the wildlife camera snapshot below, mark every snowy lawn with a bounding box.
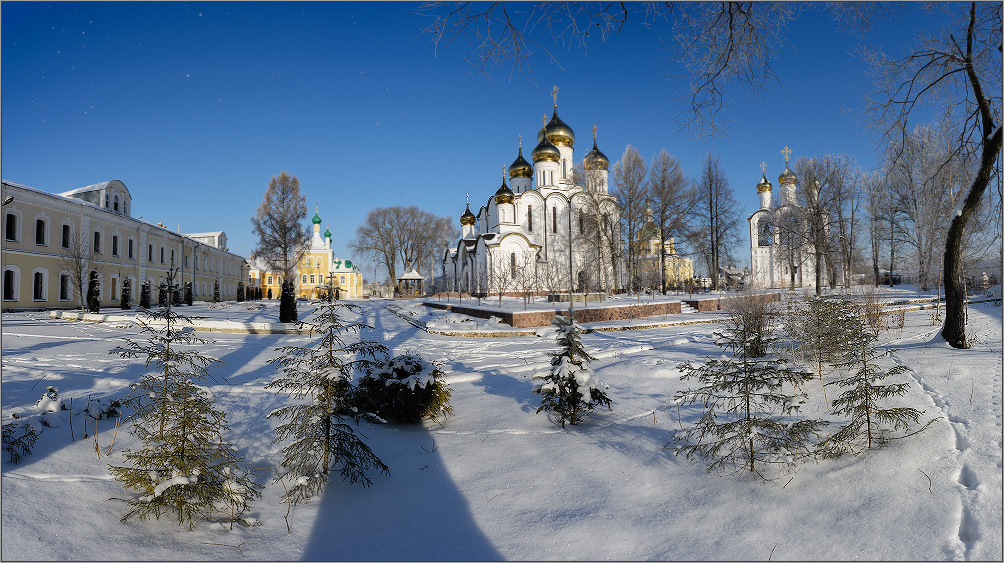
[1,297,1001,560]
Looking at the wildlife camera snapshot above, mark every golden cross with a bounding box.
[465,193,469,207]
[760,161,767,174]
[518,134,522,148]
[502,165,507,181]
[592,124,598,141]
[781,146,792,163]
[551,85,559,107]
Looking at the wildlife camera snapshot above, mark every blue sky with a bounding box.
[2,2,948,278]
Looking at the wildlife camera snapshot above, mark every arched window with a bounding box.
[510,253,517,279]
[62,224,72,248]
[111,277,118,300]
[267,275,273,286]
[758,221,773,247]
[33,271,46,301]
[4,211,19,242]
[3,266,20,301]
[309,274,316,284]
[579,214,584,234]
[105,194,110,208]
[552,207,558,233]
[562,160,567,179]
[302,275,308,285]
[59,273,71,301]
[112,235,119,256]
[307,257,313,267]
[93,231,101,253]
[527,205,533,232]
[35,218,47,246]
[113,195,119,212]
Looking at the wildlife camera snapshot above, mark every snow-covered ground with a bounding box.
[2,291,1001,561]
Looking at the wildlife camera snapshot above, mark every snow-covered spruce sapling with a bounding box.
[213,279,220,303]
[353,353,453,424]
[2,421,39,465]
[533,315,611,428]
[109,268,262,529]
[278,279,296,323]
[782,296,874,404]
[819,347,929,457]
[668,293,826,478]
[86,270,100,313]
[266,297,389,508]
[139,281,151,309]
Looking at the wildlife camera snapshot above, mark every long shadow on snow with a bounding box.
[358,305,424,355]
[469,367,538,414]
[301,423,504,560]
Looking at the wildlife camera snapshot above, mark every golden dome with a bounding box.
[509,147,533,179]
[537,107,575,147]
[460,204,476,226]
[778,165,797,186]
[583,139,609,171]
[757,172,773,192]
[531,134,560,163]
[495,178,515,205]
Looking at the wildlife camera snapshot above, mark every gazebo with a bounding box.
[397,269,425,297]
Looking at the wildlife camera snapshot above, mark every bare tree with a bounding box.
[538,258,569,300]
[514,252,540,310]
[487,249,518,307]
[251,172,308,283]
[690,153,741,290]
[648,149,697,293]
[350,206,455,294]
[55,228,105,312]
[612,145,648,292]
[862,172,885,286]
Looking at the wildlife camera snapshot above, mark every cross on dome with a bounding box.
[592,124,598,141]
[781,146,792,164]
[760,161,768,174]
[518,134,522,148]
[551,85,559,107]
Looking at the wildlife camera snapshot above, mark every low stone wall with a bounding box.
[424,300,682,328]
[546,292,607,303]
[682,292,781,312]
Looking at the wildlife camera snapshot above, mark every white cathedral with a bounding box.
[443,90,621,296]
[748,147,841,289]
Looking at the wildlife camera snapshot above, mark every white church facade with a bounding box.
[443,91,622,297]
[748,147,840,289]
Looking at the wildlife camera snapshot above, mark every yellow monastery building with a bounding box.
[248,207,364,300]
[631,207,694,290]
[1,179,247,310]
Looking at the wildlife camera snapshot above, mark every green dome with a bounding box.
[323,225,332,238]
[312,212,322,225]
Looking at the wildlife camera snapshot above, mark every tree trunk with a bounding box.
[942,125,1003,348]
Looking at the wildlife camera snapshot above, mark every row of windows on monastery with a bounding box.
[1,180,247,309]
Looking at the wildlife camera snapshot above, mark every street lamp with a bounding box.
[2,196,13,206]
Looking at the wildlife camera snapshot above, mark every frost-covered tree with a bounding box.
[353,353,453,424]
[212,279,220,303]
[109,268,262,529]
[266,296,389,507]
[820,347,926,456]
[184,282,193,306]
[236,281,245,302]
[533,315,611,428]
[157,281,167,307]
[669,293,826,478]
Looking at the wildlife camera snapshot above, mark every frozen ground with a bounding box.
[1,291,1001,561]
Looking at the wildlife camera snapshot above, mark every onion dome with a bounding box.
[312,210,322,225]
[460,204,476,226]
[583,138,609,171]
[778,164,797,186]
[756,173,773,192]
[509,146,533,179]
[494,176,515,205]
[531,133,561,163]
[323,224,332,238]
[537,107,575,147]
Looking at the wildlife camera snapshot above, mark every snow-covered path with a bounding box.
[1,300,1001,560]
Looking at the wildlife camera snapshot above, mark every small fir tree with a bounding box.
[353,353,453,424]
[266,295,389,507]
[184,282,193,306]
[86,271,100,313]
[120,278,132,310]
[820,346,927,456]
[279,279,297,323]
[171,283,182,306]
[532,315,611,428]
[783,296,874,404]
[212,279,220,303]
[236,281,245,302]
[157,281,167,307]
[267,287,273,300]
[109,267,262,529]
[139,281,151,309]
[669,293,826,478]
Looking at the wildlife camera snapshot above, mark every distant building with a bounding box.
[443,89,622,296]
[631,206,694,290]
[248,206,364,300]
[1,179,247,310]
[747,148,840,289]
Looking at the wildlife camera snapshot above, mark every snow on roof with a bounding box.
[398,269,424,280]
[185,231,225,239]
[58,180,130,197]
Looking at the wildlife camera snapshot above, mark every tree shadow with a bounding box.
[300,423,503,560]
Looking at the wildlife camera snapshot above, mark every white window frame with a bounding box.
[3,265,21,301]
[59,271,73,301]
[31,267,49,302]
[34,213,50,247]
[4,209,22,242]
